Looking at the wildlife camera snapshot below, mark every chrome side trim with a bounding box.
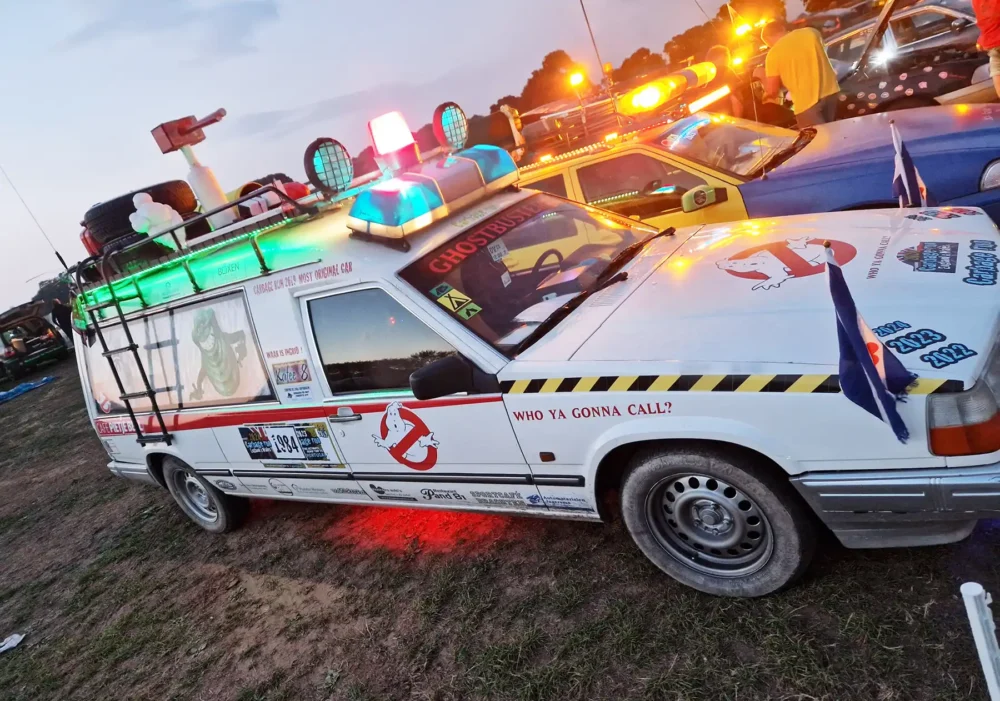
[791,463,1000,548]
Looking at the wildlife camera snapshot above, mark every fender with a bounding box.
[582,415,801,498]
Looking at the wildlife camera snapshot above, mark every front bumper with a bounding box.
[792,462,1000,549]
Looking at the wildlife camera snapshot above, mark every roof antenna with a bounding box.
[750,21,768,180]
[0,161,68,270]
[578,0,622,126]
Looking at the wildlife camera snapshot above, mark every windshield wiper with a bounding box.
[595,227,676,285]
[511,271,630,356]
[752,128,816,177]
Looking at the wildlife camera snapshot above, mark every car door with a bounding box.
[890,8,969,54]
[567,145,748,231]
[302,284,548,513]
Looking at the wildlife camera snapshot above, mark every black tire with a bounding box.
[84,181,197,245]
[162,457,248,533]
[620,445,815,597]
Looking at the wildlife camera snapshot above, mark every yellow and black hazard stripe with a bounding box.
[500,375,964,395]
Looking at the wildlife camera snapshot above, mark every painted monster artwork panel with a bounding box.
[86,292,273,414]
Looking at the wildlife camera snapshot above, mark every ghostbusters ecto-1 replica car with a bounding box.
[72,103,1000,596]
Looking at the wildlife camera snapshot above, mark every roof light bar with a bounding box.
[689,85,732,114]
[347,145,518,239]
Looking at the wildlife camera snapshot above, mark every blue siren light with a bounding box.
[347,144,519,239]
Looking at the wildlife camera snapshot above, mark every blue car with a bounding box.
[738,105,1000,220]
[519,105,1000,228]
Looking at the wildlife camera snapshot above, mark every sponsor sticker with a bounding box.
[368,484,418,502]
[272,359,311,385]
[896,242,958,273]
[241,422,338,462]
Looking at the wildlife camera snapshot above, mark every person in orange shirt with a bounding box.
[972,0,1000,98]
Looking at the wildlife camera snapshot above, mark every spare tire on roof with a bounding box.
[83,180,197,245]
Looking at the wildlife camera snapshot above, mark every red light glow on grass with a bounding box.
[323,505,521,555]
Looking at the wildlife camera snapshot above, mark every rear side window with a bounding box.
[86,292,274,416]
[891,11,954,45]
[826,28,874,63]
[308,288,456,395]
[523,174,568,198]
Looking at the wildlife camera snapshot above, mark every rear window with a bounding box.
[86,291,274,416]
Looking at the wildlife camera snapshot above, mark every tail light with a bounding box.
[929,345,1000,456]
[80,228,100,257]
[3,346,15,358]
[45,329,56,339]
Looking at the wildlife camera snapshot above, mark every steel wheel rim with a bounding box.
[173,471,219,524]
[644,472,773,578]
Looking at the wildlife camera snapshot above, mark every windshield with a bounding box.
[657,114,797,177]
[399,194,656,356]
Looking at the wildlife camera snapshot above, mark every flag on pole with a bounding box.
[891,120,936,208]
[825,243,916,442]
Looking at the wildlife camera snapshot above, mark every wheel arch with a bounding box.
[588,426,799,521]
[145,451,180,489]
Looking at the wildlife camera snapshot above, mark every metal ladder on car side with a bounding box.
[76,268,172,447]
[71,182,322,447]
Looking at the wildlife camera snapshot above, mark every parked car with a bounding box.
[519,105,1000,232]
[827,0,994,114]
[0,302,69,380]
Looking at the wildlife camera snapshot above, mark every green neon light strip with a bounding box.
[84,217,326,322]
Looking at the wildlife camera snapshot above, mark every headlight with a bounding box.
[928,343,1000,455]
[981,160,1000,191]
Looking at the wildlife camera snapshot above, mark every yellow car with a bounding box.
[518,113,793,233]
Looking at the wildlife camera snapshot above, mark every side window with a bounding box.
[891,11,954,46]
[523,174,568,198]
[827,28,873,63]
[309,288,456,395]
[577,153,706,217]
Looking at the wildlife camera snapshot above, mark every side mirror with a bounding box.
[952,17,969,32]
[409,354,500,400]
[682,185,728,213]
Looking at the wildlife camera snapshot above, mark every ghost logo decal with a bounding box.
[716,237,857,291]
[373,401,439,471]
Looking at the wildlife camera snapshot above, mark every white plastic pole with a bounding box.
[962,582,1000,701]
[180,146,237,230]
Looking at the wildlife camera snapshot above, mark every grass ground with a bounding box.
[0,357,997,700]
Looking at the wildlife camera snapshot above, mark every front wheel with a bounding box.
[162,457,248,533]
[620,446,815,597]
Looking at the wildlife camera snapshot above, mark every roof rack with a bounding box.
[76,183,322,323]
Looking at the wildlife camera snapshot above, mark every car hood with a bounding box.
[553,210,1000,386]
[773,105,1000,174]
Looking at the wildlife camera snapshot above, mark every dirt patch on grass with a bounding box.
[0,358,995,700]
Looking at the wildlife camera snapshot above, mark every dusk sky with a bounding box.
[0,0,803,309]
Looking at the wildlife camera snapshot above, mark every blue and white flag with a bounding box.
[891,121,936,208]
[825,244,916,442]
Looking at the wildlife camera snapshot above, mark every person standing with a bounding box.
[972,0,1000,98]
[754,21,841,128]
[50,299,74,345]
[704,45,749,118]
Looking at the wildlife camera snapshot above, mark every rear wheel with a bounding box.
[162,457,248,533]
[620,446,815,597]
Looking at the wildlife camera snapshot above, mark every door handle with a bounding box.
[329,408,362,423]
